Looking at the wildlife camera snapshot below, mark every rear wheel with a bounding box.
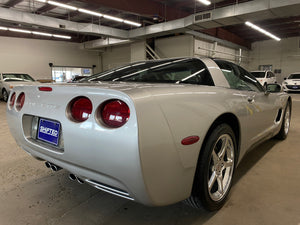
[185,124,236,211]
[275,102,291,140]
[2,89,8,102]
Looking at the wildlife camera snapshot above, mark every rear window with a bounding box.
[80,58,214,86]
[3,73,35,82]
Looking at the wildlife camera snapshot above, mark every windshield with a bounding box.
[3,73,35,82]
[288,74,300,79]
[79,58,214,86]
[251,72,265,78]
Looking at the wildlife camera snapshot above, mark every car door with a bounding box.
[235,65,279,145]
[214,60,279,148]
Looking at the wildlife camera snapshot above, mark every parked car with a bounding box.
[282,72,300,92]
[6,58,291,211]
[251,70,277,87]
[0,73,39,102]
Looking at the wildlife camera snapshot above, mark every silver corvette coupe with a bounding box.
[6,57,291,211]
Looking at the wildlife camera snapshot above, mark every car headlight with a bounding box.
[283,82,288,85]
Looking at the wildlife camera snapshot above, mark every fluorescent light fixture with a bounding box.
[9,28,31,33]
[124,20,141,27]
[245,21,281,41]
[78,8,103,17]
[197,0,211,6]
[0,26,8,30]
[103,14,124,23]
[32,31,52,37]
[35,0,47,2]
[48,1,77,10]
[53,34,71,39]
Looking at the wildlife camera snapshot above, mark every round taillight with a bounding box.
[16,92,25,111]
[70,97,92,122]
[9,92,16,109]
[101,100,130,128]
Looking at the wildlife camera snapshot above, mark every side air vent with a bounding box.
[194,12,212,22]
[275,109,282,122]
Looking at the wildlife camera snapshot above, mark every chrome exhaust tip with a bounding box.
[69,174,77,181]
[45,161,51,168]
[50,164,62,172]
[76,177,84,184]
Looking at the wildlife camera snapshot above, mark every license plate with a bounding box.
[37,118,60,146]
[292,86,298,89]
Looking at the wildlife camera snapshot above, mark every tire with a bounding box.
[275,102,291,140]
[2,89,8,102]
[185,124,237,211]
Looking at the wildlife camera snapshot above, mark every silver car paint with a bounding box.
[6,58,289,206]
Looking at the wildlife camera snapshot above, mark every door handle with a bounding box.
[247,96,254,103]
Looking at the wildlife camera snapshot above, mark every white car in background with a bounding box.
[251,70,277,87]
[282,72,300,92]
[0,73,39,102]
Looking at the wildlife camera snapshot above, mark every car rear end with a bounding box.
[6,84,151,204]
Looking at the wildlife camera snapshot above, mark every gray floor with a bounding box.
[0,94,300,225]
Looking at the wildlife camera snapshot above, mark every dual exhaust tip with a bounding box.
[69,173,84,184]
[45,161,84,184]
[45,161,62,172]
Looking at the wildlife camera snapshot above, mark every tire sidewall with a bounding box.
[196,124,237,211]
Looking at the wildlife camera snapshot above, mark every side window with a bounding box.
[215,60,253,91]
[215,60,264,92]
[237,66,264,92]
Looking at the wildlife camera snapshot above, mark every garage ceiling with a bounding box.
[0,0,300,49]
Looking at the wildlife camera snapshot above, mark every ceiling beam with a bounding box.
[2,0,23,8]
[36,0,72,14]
[75,0,190,21]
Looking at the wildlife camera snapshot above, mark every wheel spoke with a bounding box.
[208,171,217,191]
[211,150,219,164]
[224,159,233,168]
[217,175,224,194]
[218,137,228,160]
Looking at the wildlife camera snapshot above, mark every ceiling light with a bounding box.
[32,31,52,37]
[8,28,31,33]
[48,1,77,10]
[78,8,103,17]
[53,34,71,39]
[197,0,211,6]
[103,14,124,23]
[124,20,141,27]
[0,26,8,30]
[245,21,281,41]
[35,0,47,2]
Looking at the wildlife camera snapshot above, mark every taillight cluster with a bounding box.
[8,92,25,111]
[68,97,130,128]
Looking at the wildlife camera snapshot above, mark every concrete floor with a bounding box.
[0,94,299,225]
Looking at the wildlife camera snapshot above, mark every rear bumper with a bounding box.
[6,88,152,205]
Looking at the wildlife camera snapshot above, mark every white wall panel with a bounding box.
[0,37,101,80]
[130,41,146,62]
[249,37,300,83]
[101,45,131,71]
[155,35,194,58]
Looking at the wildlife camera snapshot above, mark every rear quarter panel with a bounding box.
[127,85,248,205]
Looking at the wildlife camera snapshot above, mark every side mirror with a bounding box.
[266,83,282,93]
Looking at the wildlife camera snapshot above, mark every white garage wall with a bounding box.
[249,37,300,83]
[101,45,131,71]
[0,37,101,80]
[155,35,194,58]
